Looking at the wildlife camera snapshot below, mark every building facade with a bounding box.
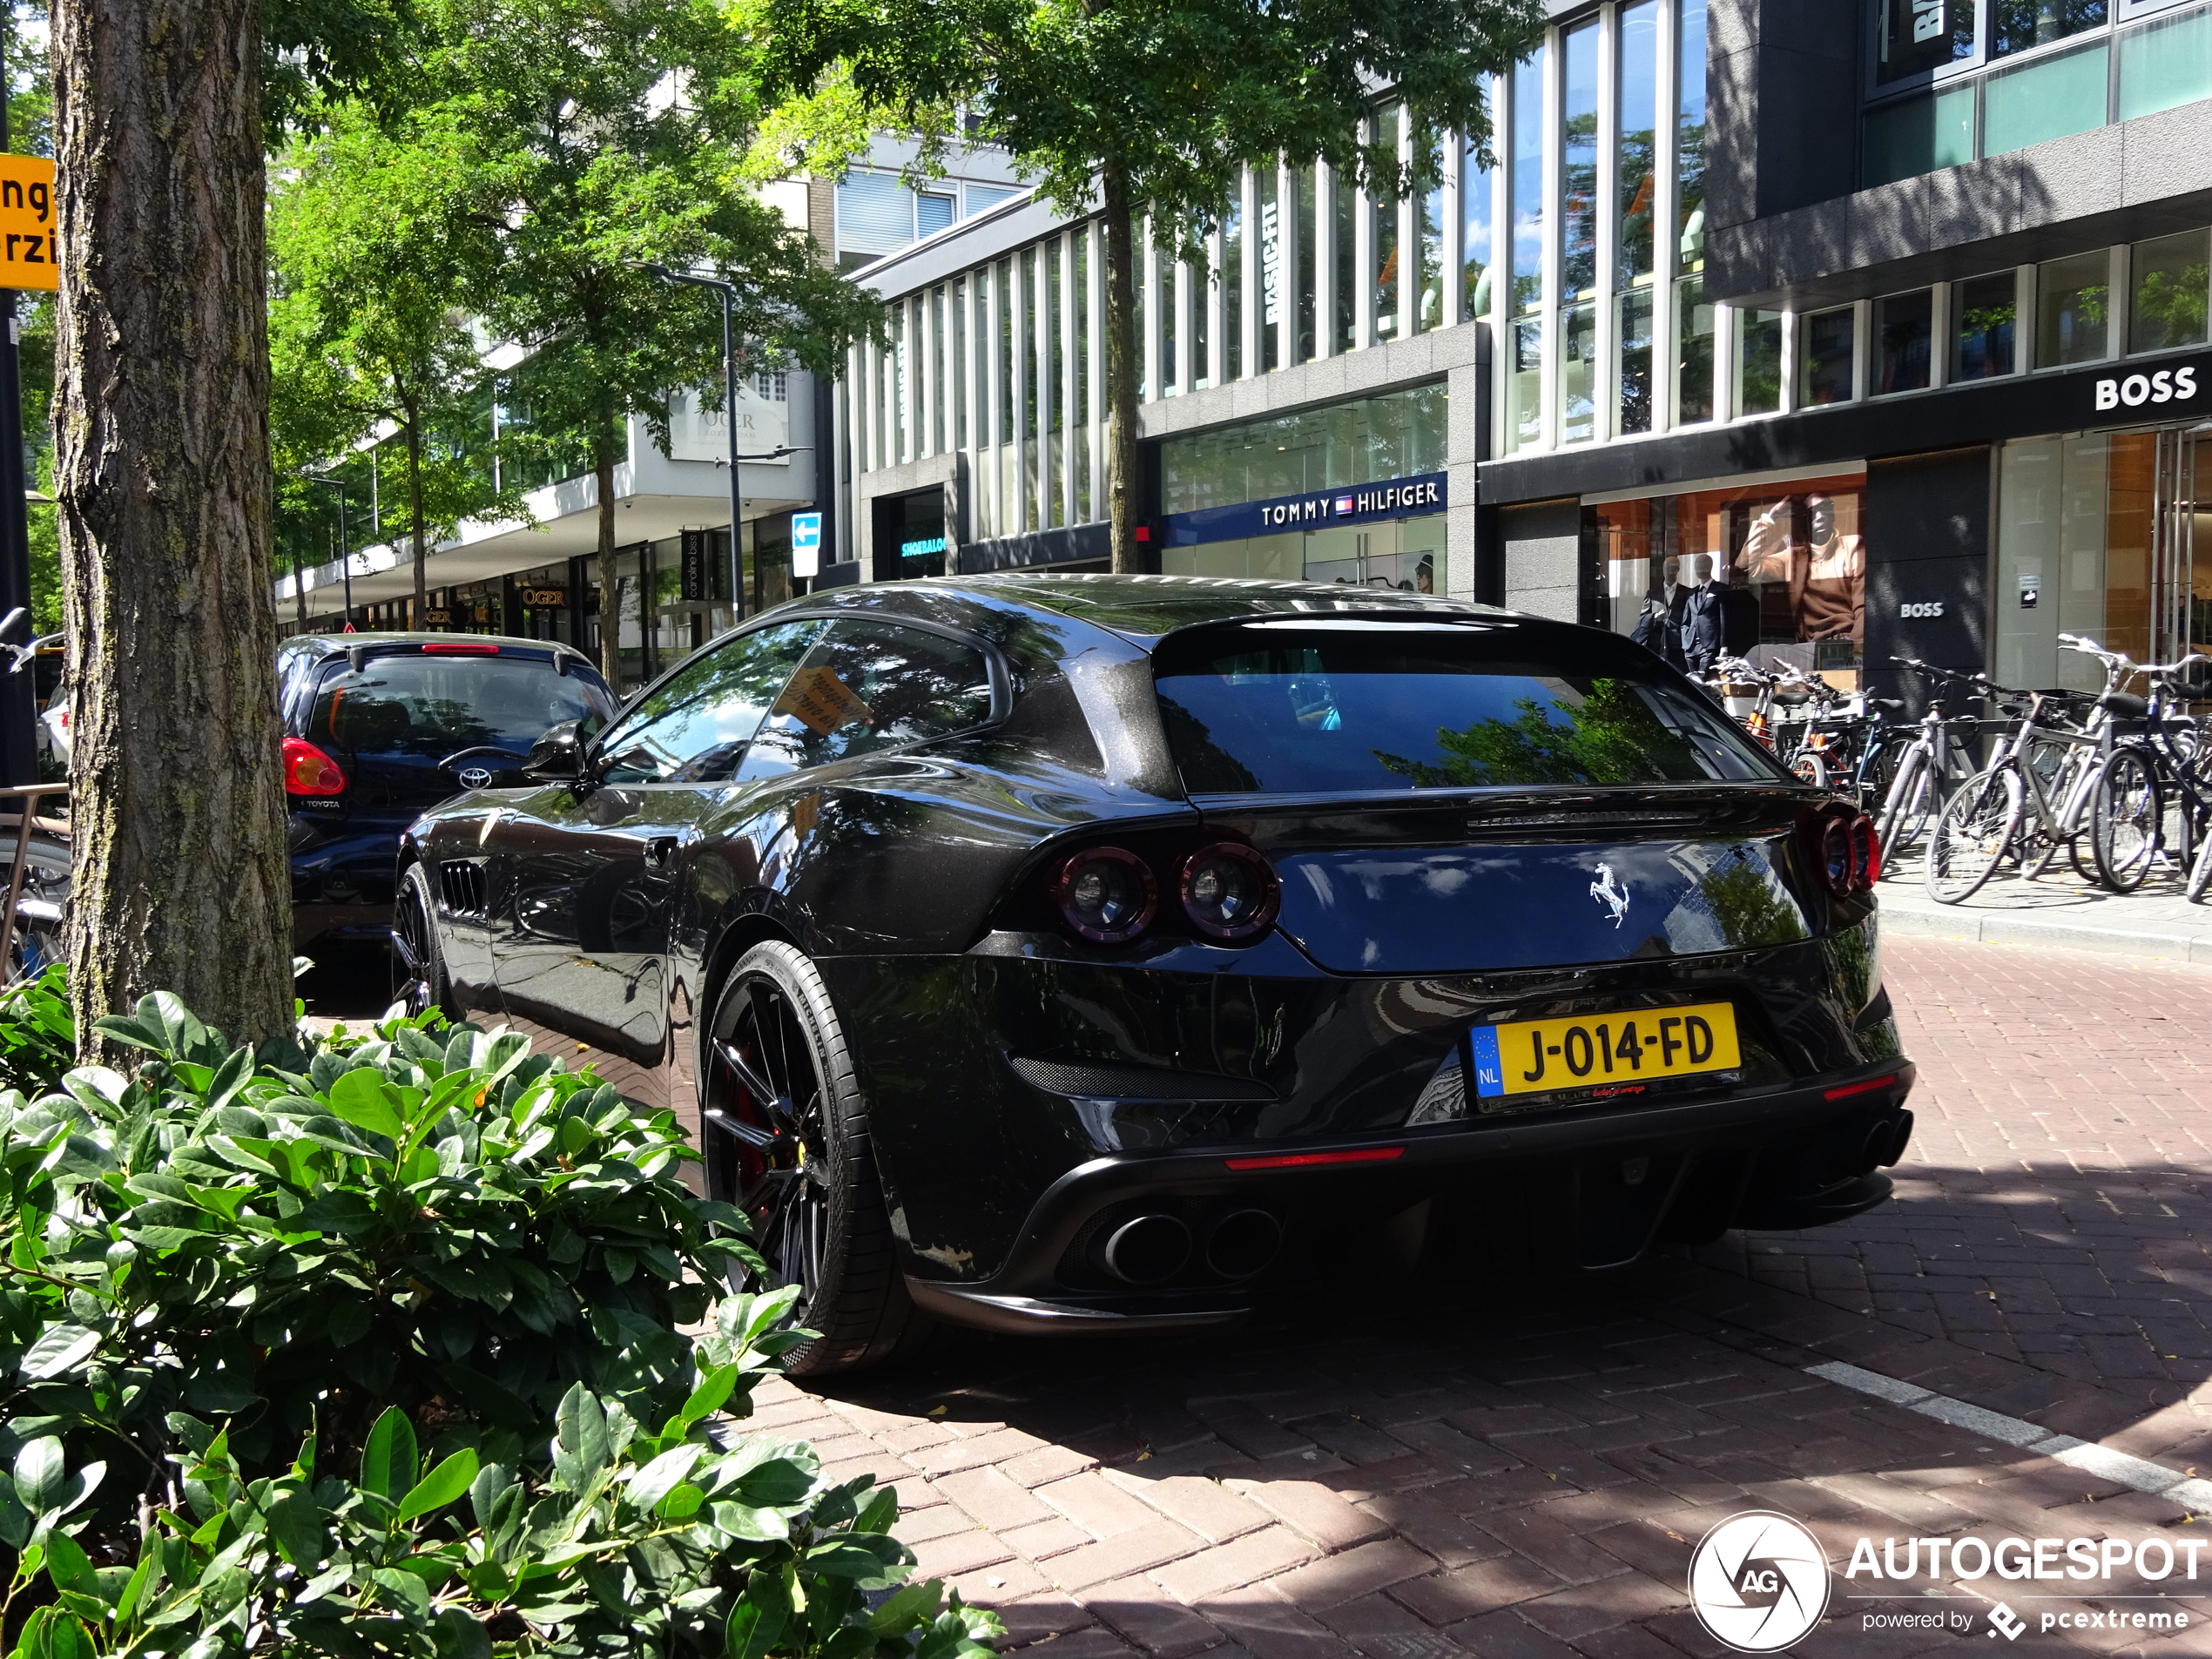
[833,0,2212,705]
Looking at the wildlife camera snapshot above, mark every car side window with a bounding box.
[597,620,828,784]
[736,618,996,781]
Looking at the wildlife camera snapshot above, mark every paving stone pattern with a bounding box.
[747,940,2212,1657]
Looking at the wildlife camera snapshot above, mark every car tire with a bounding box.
[703,940,923,1377]
[393,861,455,1019]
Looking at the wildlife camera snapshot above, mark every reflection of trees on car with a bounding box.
[1697,853,1806,948]
[1374,678,1701,787]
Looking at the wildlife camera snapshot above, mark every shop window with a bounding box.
[1861,86,1976,187]
[1164,511,1447,596]
[2129,228,2209,353]
[1619,288,1655,436]
[1599,476,1866,681]
[1676,276,1716,425]
[1991,0,2107,57]
[1739,309,1784,416]
[2039,250,2113,366]
[1984,40,2110,155]
[1876,290,1934,392]
[1799,307,1857,406]
[1561,302,1599,444]
[1952,272,2018,379]
[2118,3,2212,119]
[1873,0,1978,84]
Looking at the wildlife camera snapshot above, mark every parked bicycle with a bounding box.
[1874,658,1993,857]
[2096,649,2212,899]
[1925,635,2175,902]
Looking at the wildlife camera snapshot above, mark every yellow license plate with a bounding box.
[1470,1001,1741,1102]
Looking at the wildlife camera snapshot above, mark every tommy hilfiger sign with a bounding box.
[1164,470,1450,547]
[1258,476,1444,528]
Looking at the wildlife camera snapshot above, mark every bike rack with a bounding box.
[0,784,68,983]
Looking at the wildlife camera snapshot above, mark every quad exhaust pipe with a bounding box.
[1100,1209,1284,1285]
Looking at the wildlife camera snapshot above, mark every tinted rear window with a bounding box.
[1153,621,1777,793]
[308,654,616,759]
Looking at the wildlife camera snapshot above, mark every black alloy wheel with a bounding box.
[703,941,922,1375]
[391,862,449,1018]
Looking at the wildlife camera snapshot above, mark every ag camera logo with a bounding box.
[1689,1511,1831,1652]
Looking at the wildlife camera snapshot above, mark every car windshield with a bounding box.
[1152,620,1778,793]
[307,653,616,760]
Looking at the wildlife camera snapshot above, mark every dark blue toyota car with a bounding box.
[279,633,617,953]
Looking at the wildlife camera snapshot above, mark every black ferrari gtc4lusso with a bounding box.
[396,575,1912,1373]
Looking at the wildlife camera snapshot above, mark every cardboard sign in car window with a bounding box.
[772,664,873,736]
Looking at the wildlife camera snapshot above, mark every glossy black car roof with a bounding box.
[794,573,1509,644]
[284,631,588,658]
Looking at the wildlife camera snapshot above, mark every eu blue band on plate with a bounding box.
[1470,1025,1504,1099]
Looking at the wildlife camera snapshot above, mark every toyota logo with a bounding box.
[458,767,493,790]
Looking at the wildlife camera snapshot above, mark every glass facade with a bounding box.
[1875,290,1932,393]
[2039,251,2112,367]
[1953,272,2017,380]
[1600,474,1868,682]
[1800,307,1855,406]
[1159,387,1447,514]
[2130,229,2209,354]
[1864,0,2212,185]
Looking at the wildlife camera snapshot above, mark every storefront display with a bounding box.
[1597,472,1868,684]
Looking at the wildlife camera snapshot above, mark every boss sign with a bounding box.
[2093,366,2199,411]
[0,157,57,292]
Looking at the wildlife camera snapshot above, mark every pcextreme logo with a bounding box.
[1689,1512,1831,1652]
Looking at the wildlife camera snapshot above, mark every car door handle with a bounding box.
[644,835,678,869]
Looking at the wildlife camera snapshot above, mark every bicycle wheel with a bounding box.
[1791,751,1829,788]
[1925,767,2024,905]
[2191,824,2212,902]
[2090,748,2162,893]
[1875,745,1927,851]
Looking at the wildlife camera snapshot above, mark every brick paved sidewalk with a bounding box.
[748,939,2212,1659]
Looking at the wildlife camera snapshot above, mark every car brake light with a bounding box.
[1800,804,1877,899]
[1179,842,1280,941]
[1049,845,1156,944]
[282,735,347,796]
[1851,814,1881,890]
[421,642,500,653]
[1225,1147,1405,1170]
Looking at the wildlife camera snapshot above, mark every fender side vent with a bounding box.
[440,860,487,917]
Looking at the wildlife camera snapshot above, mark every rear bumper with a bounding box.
[901,1061,1914,1332]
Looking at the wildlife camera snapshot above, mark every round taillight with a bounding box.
[1850,814,1881,892]
[1818,815,1852,898]
[1051,846,1157,944]
[1179,842,1280,941]
[282,735,347,797]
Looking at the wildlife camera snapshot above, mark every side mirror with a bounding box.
[523,720,588,783]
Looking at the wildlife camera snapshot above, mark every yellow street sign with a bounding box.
[0,157,57,292]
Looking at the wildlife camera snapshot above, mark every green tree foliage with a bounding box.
[353,0,880,679]
[270,105,525,631]
[752,0,1543,571]
[0,972,1004,1657]
[1375,679,1699,788]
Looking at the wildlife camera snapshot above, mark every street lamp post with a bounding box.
[303,475,353,629]
[636,265,745,625]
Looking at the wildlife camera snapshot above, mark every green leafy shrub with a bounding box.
[0,981,999,1658]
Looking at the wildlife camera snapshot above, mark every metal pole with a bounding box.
[725,290,745,626]
[0,74,36,788]
[336,486,350,625]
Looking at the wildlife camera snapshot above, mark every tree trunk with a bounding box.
[53,0,293,1053]
[1102,163,1141,576]
[405,411,428,626]
[594,441,618,684]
